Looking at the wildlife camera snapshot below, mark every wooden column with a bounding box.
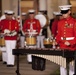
[34,0,39,14]
[39,0,47,11]
[10,0,18,16]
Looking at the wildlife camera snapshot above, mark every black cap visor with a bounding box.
[29,12,35,14]
[7,14,14,15]
[4,13,7,14]
[61,10,69,14]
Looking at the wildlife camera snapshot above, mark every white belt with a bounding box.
[61,37,74,40]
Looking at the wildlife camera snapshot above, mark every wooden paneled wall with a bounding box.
[21,0,38,13]
[70,0,76,18]
[21,0,34,13]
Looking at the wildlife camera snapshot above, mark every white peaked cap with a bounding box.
[28,9,35,13]
[53,12,62,15]
[7,10,14,15]
[59,5,72,10]
[21,12,26,15]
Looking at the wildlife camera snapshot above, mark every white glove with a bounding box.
[4,29,10,34]
[6,33,11,36]
[64,41,70,46]
[11,31,17,36]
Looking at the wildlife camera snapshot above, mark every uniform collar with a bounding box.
[29,18,35,21]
